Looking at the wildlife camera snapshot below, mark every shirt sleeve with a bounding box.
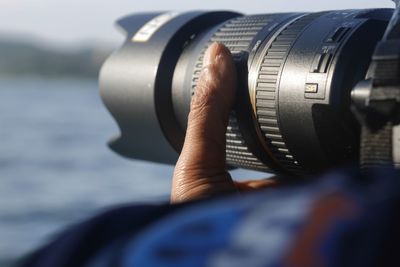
[19,168,400,267]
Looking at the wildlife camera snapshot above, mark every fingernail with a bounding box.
[203,42,220,66]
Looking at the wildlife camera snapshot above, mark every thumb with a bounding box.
[171,42,237,203]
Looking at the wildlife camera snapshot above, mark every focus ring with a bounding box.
[192,15,279,171]
[255,13,323,173]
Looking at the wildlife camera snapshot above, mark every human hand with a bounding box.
[171,43,279,203]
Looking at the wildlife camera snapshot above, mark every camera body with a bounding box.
[100,8,398,175]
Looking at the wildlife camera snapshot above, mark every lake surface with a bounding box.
[0,77,267,267]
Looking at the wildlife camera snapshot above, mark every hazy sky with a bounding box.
[0,0,394,47]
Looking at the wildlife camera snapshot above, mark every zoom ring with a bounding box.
[255,13,322,173]
[192,15,279,171]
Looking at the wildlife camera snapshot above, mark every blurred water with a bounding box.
[0,77,268,266]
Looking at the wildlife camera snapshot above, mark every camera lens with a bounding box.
[100,9,393,175]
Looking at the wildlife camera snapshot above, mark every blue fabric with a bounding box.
[20,168,400,267]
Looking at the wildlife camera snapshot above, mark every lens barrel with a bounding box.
[100,9,393,175]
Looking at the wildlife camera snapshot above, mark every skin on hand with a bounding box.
[170,42,279,204]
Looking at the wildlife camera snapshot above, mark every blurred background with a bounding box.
[0,0,394,266]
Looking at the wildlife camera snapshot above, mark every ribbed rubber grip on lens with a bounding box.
[360,124,393,168]
[255,13,322,173]
[192,15,279,171]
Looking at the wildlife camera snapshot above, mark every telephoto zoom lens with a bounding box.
[100,9,393,176]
